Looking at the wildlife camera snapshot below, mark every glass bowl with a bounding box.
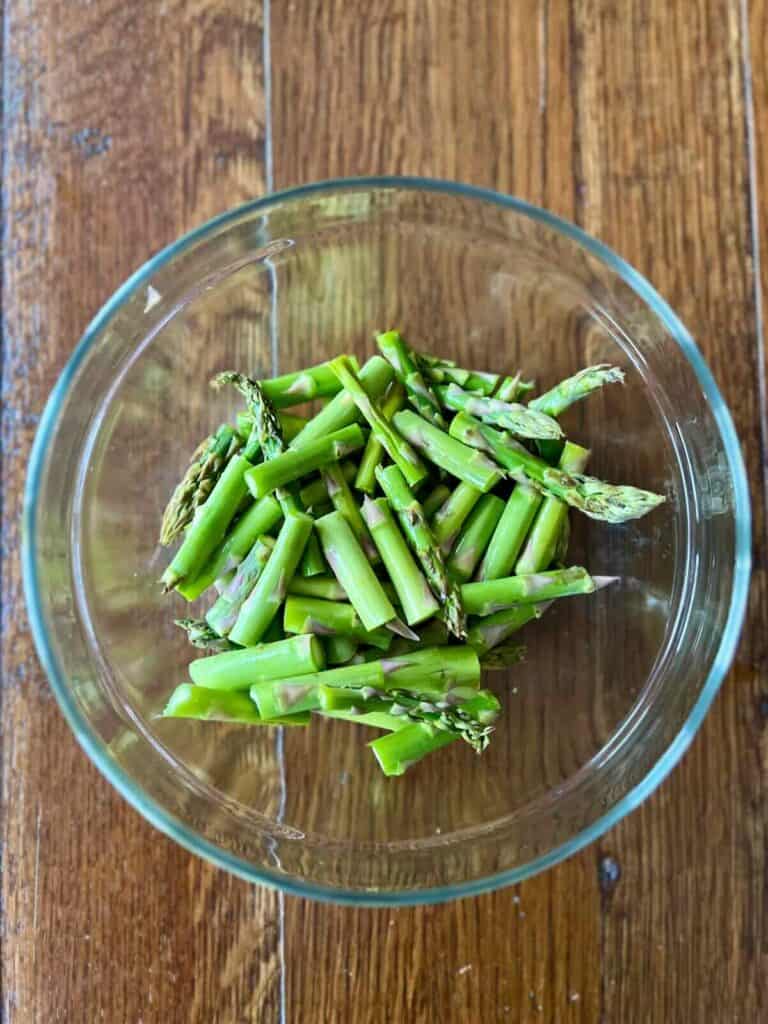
[23,178,750,904]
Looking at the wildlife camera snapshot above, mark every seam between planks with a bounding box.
[1,0,8,1013]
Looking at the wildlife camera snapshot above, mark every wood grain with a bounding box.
[0,2,280,1021]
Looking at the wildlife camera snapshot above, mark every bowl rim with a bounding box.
[22,175,752,906]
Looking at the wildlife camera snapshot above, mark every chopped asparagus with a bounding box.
[393,410,503,492]
[377,330,446,427]
[447,493,505,582]
[245,424,366,497]
[162,683,309,726]
[436,383,563,440]
[354,379,407,493]
[528,364,625,418]
[461,566,614,616]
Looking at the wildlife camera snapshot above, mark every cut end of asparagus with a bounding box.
[385,618,421,642]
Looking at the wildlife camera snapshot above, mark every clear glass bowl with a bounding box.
[23,178,751,904]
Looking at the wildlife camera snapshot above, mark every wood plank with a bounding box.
[271,3,603,1022]
[0,2,281,1021]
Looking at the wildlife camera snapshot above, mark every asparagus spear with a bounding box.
[449,413,665,523]
[283,595,392,649]
[162,683,310,726]
[290,355,393,448]
[188,633,325,690]
[422,361,501,395]
[299,461,357,509]
[461,566,614,616]
[205,535,275,636]
[329,355,427,487]
[515,442,589,574]
[257,358,359,408]
[251,661,387,719]
[421,483,452,519]
[436,384,563,440]
[174,618,236,652]
[325,635,359,665]
[299,530,327,577]
[430,482,483,553]
[213,371,285,460]
[286,575,349,601]
[466,603,549,653]
[176,495,283,601]
[369,722,457,775]
[228,511,313,645]
[245,424,366,497]
[447,493,505,582]
[322,462,378,561]
[160,424,242,545]
[362,498,440,626]
[236,411,308,443]
[354,380,407,493]
[376,330,446,427]
[314,511,398,631]
[393,410,503,493]
[494,373,535,403]
[475,484,542,581]
[375,464,467,639]
[528,364,625,417]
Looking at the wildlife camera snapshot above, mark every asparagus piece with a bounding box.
[379,645,481,694]
[228,512,313,645]
[314,511,398,631]
[329,355,427,487]
[174,618,236,652]
[205,535,275,636]
[177,495,283,601]
[299,530,327,577]
[299,461,356,509]
[161,454,252,591]
[290,355,394,448]
[422,361,500,395]
[436,384,563,440]
[447,493,505,582]
[245,424,366,498]
[160,425,241,545]
[431,482,483,553]
[213,371,285,460]
[287,575,348,601]
[325,635,359,665]
[466,602,549,653]
[449,413,665,523]
[376,330,446,427]
[322,462,379,561]
[354,380,407,493]
[494,373,535,403]
[189,633,325,690]
[529,364,625,417]
[162,683,309,726]
[236,410,308,443]
[461,566,614,616]
[283,595,392,649]
[250,661,387,719]
[375,464,467,639]
[515,442,590,574]
[480,642,527,669]
[421,483,452,519]
[369,722,456,775]
[362,498,439,626]
[258,357,359,408]
[475,484,542,581]
[393,410,503,493]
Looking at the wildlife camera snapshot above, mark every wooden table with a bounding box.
[2,2,766,1020]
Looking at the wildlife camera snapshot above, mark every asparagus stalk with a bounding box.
[436,383,563,440]
[515,442,590,574]
[430,482,483,553]
[237,411,308,443]
[314,511,398,631]
[283,595,392,649]
[320,708,406,731]
[354,380,406,493]
[188,633,324,690]
[286,576,349,601]
[528,364,625,417]
[475,484,542,581]
[257,357,359,408]
[213,372,285,461]
[162,683,310,726]
[250,661,387,719]
[461,566,615,616]
[369,722,457,775]
[329,355,427,487]
[379,645,481,693]
[205,535,275,636]
[449,413,665,523]
[421,483,452,519]
[290,355,393,448]
[422,362,500,395]
[160,424,241,545]
[362,498,439,626]
[376,330,446,427]
[299,530,327,577]
[176,494,283,601]
[393,410,503,493]
[174,618,236,652]
[161,454,252,591]
[299,461,357,510]
[466,602,549,653]
[447,493,505,582]
[322,462,379,561]
[375,464,467,639]
[245,424,366,498]
[228,512,313,645]
[494,373,535,403]
[325,635,359,665]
